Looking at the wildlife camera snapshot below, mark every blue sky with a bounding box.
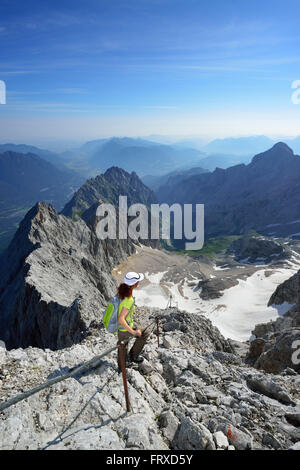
[1,0,300,145]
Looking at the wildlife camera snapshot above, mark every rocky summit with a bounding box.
[62,166,157,220]
[0,308,299,450]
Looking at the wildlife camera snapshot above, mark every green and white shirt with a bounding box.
[117,296,135,332]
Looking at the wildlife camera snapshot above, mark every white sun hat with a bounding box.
[123,272,145,286]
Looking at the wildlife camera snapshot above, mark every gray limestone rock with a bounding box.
[0,203,126,350]
[174,418,216,450]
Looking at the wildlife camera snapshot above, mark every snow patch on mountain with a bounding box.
[135,266,300,342]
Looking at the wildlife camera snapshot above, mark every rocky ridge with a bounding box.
[227,231,289,265]
[62,166,157,220]
[0,202,136,350]
[156,142,300,238]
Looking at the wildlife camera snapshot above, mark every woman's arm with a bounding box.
[118,307,141,336]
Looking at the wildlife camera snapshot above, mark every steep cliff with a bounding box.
[0,202,134,350]
[268,270,300,306]
[248,270,300,374]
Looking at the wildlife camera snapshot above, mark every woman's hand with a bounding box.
[134,329,142,337]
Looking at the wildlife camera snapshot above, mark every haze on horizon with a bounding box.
[1,0,300,145]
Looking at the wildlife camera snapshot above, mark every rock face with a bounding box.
[198,277,238,300]
[160,311,235,354]
[268,270,300,306]
[251,328,300,375]
[248,270,300,374]
[0,308,299,451]
[61,166,160,250]
[227,232,287,264]
[0,203,134,350]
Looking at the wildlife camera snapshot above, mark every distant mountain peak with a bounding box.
[271,142,294,154]
[251,141,295,167]
[61,166,157,218]
[104,166,129,177]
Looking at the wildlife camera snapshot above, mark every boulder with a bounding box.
[285,412,300,427]
[254,329,300,374]
[289,442,300,450]
[216,423,253,450]
[174,418,216,450]
[262,433,282,450]
[158,410,180,444]
[213,431,229,449]
[246,375,295,405]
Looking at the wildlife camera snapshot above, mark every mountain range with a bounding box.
[3,137,300,253]
[142,166,209,191]
[157,142,300,240]
[0,143,68,170]
[60,137,206,177]
[4,135,300,184]
[55,135,300,176]
[201,135,275,156]
[149,134,300,157]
